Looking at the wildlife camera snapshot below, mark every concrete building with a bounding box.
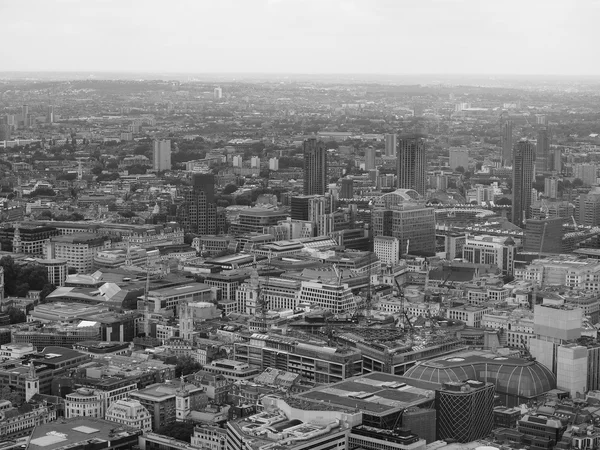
[374,236,401,265]
[512,139,535,226]
[269,157,279,171]
[340,177,354,199]
[556,343,588,397]
[45,233,111,274]
[446,305,493,328]
[397,136,426,195]
[449,148,469,171]
[384,133,397,157]
[153,139,171,171]
[35,258,68,286]
[577,188,600,226]
[303,138,328,196]
[177,174,224,235]
[514,255,600,290]
[537,127,551,172]
[365,146,376,171]
[105,398,152,432]
[462,235,516,275]
[574,163,597,186]
[545,176,558,198]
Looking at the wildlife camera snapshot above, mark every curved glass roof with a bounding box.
[404,354,556,399]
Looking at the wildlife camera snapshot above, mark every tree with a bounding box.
[119,211,137,218]
[175,355,202,378]
[29,187,56,197]
[56,173,78,181]
[496,197,512,206]
[573,178,584,188]
[0,386,22,405]
[222,184,238,195]
[183,234,196,246]
[106,161,119,170]
[91,167,103,176]
[20,264,50,290]
[40,284,57,302]
[156,421,196,442]
[128,165,147,175]
[0,256,19,296]
[455,166,465,173]
[6,307,26,324]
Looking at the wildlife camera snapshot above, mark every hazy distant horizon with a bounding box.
[2,0,599,77]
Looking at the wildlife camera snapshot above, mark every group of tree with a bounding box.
[96,173,120,182]
[0,386,22,405]
[0,256,56,301]
[156,421,196,442]
[38,210,85,221]
[174,355,202,378]
[27,187,56,197]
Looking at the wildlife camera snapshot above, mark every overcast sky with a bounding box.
[1,0,598,75]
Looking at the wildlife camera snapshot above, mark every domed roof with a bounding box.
[404,352,556,400]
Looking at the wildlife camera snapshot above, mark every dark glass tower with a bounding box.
[397,135,426,195]
[177,174,221,234]
[537,127,550,172]
[303,138,327,196]
[512,139,536,226]
[502,119,513,166]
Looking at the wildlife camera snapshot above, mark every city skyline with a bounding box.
[2,0,600,76]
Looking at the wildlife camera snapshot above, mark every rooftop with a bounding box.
[296,372,434,416]
[27,417,140,450]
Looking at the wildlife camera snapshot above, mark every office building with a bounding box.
[545,176,558,199]
[0,124,10,141]
[397,135,426,195]
[269,157,279,171]
[214,86,222,99]
[372,203,435,257]
[303,138,328,195]
[234,333,362,384]
[105,398,152,432]
[153,139,171,171]
[28,417,141,450]
[512,139,535,226]
[529,304,583,375]
[229,208,288,234]
[365,146,376,171]
[557,343,588,397]
[523,218,563,254]
[226,395,360,450]
[502,119,513,166]
[574,163,597,186]
[578,189,600,227]
[536,127,550,172]
[340,177,354,199]
[374,236,401,265]
[518,414,566,448]
[385,133,397,157]
[45,233,110,273]
[177,174,224,235]
[449,147,469,171]
[462,235,516,274]
[35,258,68,286]
[436,380,495,443]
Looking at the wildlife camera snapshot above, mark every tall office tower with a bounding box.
[46,105,54,123]
[372,206,435,256]
[552,147,562,173]
[364,147,376,171]
[21,105,29,124]
[536,127,550,172]
[153,139,172,171]
[303,138,327,196]
[384,133,397,157]
[214,87,222,99]
[523,218,563,254]
[544,177,558,199]
[512,140,535,226]
[397,135,426,195]
[502,119,513,166]
[177,174,222,234]
[0,124,10,141]
[340,178,354,199]
[537,115,548,126]
[449,148,469,171]
[435,381,495,443]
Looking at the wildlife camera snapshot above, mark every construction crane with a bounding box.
[143,264,151,337]
[520,336,535,361]
[394,276,414,334]
[571,215,579,231]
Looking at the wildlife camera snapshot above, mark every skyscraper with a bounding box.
[512,139,535,226]
[340,178,354,199]
[177,174,223,234]
[397,135,426,195]
[384,133,397,157]
[364,147,376,171]
[303,138,327,196]
[47,105,54,124]
[537,127,550,172]
[153,139,172,171]
[502,119,513,166]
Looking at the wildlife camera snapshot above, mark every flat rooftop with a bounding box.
[295,372,433,416]
[28,417,140,450]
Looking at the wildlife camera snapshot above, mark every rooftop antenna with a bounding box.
[144,263,151,337]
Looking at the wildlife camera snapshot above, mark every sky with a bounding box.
[1,0,599,75]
